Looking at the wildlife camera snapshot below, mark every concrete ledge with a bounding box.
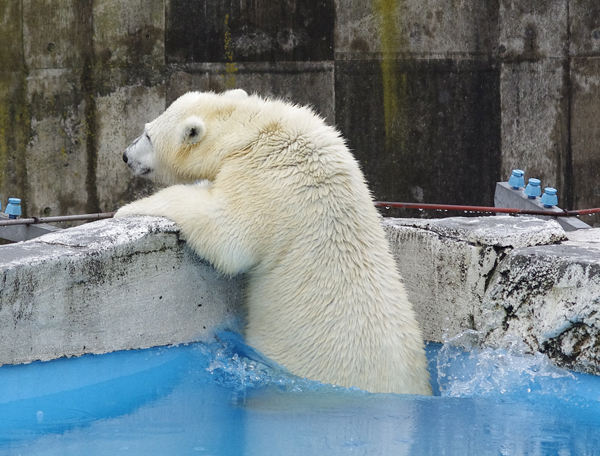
[481,229,600,375]
[0,217,243,365]
[1,214,600,378]
[383,216,567,343]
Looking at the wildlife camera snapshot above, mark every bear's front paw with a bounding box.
[114,204,140,218]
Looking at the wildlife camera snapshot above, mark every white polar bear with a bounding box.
[116,89,431,395]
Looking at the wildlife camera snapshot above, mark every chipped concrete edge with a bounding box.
[1,215,600,377]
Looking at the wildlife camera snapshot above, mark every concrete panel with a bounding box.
[0,72,29,213]
[571,57,600,227]
[498,0,567,60]
[167,62,335,125]
[569,0,600,56]
[0,217,243,366]
[335,0,499,59]
[165,0,334,63]
[0,1,24,72]
[26,69,90,218]
[0,2,27,210]
[500,60,568,196]
[95,85,164,211]
[22,0,92,70]
[335,59,501,207]
[93,0,165,93]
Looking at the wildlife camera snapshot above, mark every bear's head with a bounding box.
[122,89,249,183]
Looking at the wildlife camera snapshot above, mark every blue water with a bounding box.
[1,331,600,456]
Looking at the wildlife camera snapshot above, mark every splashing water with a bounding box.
[0,330,599,455]
[434,330,576,398]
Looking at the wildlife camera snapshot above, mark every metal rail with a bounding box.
[374,202,600,217]
[1,201,599,228]
[0,212,116,227]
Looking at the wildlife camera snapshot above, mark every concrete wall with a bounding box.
[2,215,600,378]
[0,217,243,365]
[0,1,598,225]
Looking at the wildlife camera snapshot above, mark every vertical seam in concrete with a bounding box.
[16,0,29,215]
[80,0,100,214]
[564,1,574,210]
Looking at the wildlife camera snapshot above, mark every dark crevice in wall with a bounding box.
[563,1,574,211]
[75,0,100,214]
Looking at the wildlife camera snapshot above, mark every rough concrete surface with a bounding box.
[482,229,600,375]
[386,216,600,376]
[383,216,566,342]
[4,213,600,380]
[0,217,243,366]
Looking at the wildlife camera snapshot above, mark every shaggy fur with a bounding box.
[116,90,432,395]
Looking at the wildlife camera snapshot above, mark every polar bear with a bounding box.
[116,89,431,395]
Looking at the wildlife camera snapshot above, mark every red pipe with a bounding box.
[375,201,600,217]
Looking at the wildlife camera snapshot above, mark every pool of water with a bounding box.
[1,331,600,456]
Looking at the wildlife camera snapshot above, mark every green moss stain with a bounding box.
[373,0,408,152]
[223,14,238,89]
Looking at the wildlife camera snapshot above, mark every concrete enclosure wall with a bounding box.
[0,1,599,224]
[2,215,600,379]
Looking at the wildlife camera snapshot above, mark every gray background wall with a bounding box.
[0,0,599,225]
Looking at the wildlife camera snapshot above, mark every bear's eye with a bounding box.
[144,131,152,144]
[189,128,198,138]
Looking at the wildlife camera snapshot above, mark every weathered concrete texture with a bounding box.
[497,0,574,217]
[167,62,335,125]
[383,216,566,343]
[571,57,600,227]
[335,59,501,207]
[165,0,335,63]
[0,217,243,366]
[335,0,499,59]
[95,85,163,211]
[26,69,91,218]
[498,0,567,60]
[569,0,600,56]
[387,215,600,376]
[482,228,600,375]
[499,60,568,195]
[22,0,90,70]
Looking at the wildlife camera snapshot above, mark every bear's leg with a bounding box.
[115,184,255,275]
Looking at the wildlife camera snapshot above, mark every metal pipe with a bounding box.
[375,201,600,217]
[0,212,116,227]
[1,202,599,229]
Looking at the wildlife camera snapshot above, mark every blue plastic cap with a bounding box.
[524,178,542,199]
[540,187,558,208]
[508,169,526,189]
[5,197,22,219]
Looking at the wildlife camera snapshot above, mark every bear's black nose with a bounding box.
[122,152,128,164]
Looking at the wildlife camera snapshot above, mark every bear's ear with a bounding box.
[222,89,248,99]
[181,116,206,145]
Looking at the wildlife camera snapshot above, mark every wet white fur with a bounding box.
[116,90,432,395]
